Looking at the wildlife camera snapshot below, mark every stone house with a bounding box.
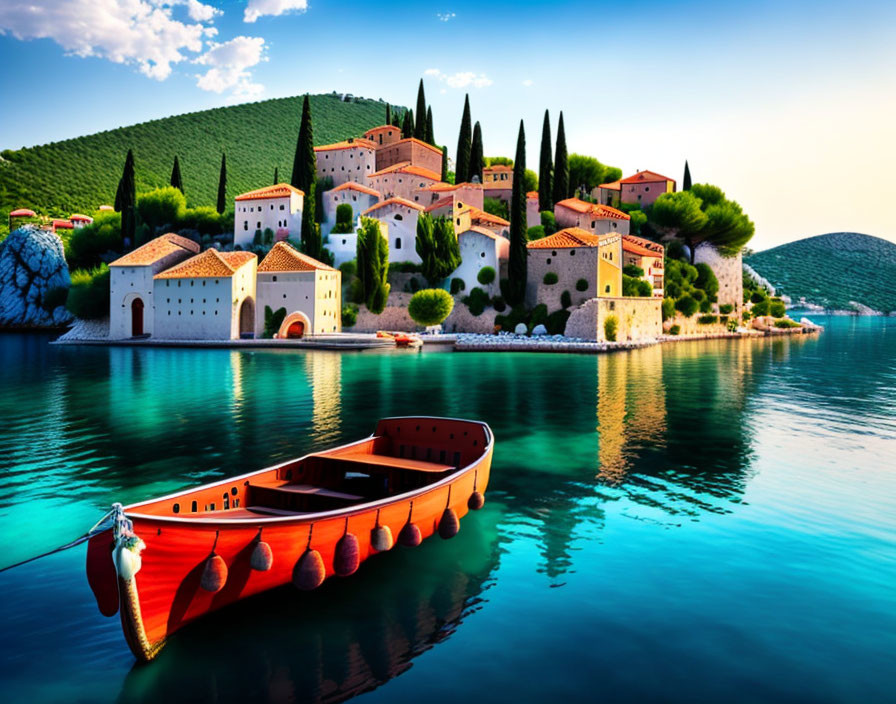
[234,183,304,248]
[255,242,341,338]
[483,165,513,185]
[526,228,622,310]
[622,235,665,297]
[452,225,509,297]
[618,170,676,208]
[153,249,258,340]
[108,233,200,339]
[321,181,381,236]
[363,124,402,147]
[314,138,377,187]
[554,197,631,236]
[362,197,424,264]
[413,182,484,211]
[482,181,512,206]
[527,191,541,229]
[454,204,510,238]
[366,162,441,201]
[593,180,621,207]
[374,137,443,175]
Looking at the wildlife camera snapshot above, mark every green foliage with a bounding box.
[388,261,422,273]
[485,156,513,167]
[540,210,557,235]
[470,122,484,183]
[177,206,229,235]
[661,297,675,321]
[262,305,287,338]
[216,152,227,215]
[415,79,427,141]
[669,324,681,335]
[543,271,558,285]
[116,149,137,244]
[491,295,506,312]
[263,228,275,245]
[406,276,421,293]
[356,217,390,313]
[694,262,719,299]
[538,110,553,212]
[628,209,647,236]
[604,315,618,342]
[42,285,68,312]
[623,264,644,278]
[455,94,472,184]
[170,155,184,194]
[775,319,801,328]
[65,211,122,270]
[332,203,354,233]
[546,309,570,335]
[699,298,712,313]
[752,299,769,316]
[683,161,692,191]
[698,314,718,325]
[477,266,496,285]
[568,153,621,193]
[527,225,545,241]
[415,212,461,284]
[727,319,739,332]
[575,278,589,292]
[552,112,569,206]
[622,275,652,297]
[450,277,465,294]
[769,300,786,318]
[560,290,572,309]
[341,304,358,327]
[529,303,548,331]
[339,260,357,278]
[742,309,752,321]
[66,265,110,319]
[463,287,491,316]
[408,288,454,326]
[136,186,187,233]
[719,303,734,314]
[524,169,538,193]
[675,294,699,318]
[507,120,528,306]
[483,197,509,221]
[745,233,896,314]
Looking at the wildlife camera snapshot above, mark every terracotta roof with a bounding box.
[155,248,256,279]
[10,208,36,217]
[364,125,399,135]
[424,196,454,213]
[527,227,616,249]
[484,165,513,172]
[425,181,481,192]
[52,219,73,229]
[395,137,444,156]
[526,191,538,199]
[258,241,336,272]
[70,214,93,222]
[111,233,200,267]
[98,205,114,211]
[622,234,664,256]
[467,207,509,227]
[555,197,630,220]
[459,225,504,242]
[362,197,424,215]
[330,181,381,197]
[598,180,621,191]
[619,170,674,185]
[235,183,304,202]
[367,162,441,181]
[314,138,376,152]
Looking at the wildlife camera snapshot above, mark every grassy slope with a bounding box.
[0,94,391,221]
[745,232,896,313]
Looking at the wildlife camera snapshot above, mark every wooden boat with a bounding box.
[86,417,492,663]
[375,330,423,348]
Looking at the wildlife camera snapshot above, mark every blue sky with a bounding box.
[1,0,895,249]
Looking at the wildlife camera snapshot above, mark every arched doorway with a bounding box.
[278,311,312,339]
[239,298,255,338]
[131,298,144,337]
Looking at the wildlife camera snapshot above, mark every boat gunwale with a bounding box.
[122,416,493,526]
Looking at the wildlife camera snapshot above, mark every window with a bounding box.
[273,276,277,282]
[546,258,552,265]
[605,284,611,293]
[481,251,486,258]
[395,237,401,248]
[244,221,248,230]
[394,213,403,221]
[270,204,274,210]
[280,204,285,210]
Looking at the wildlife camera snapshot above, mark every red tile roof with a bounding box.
[69,213,93,222]
[367,162,441,181]
[111,233,200,267]
[424,195,454,213]
[258,241,336,272]
[527,227,616,249]
[52,219,73,229]
[364,125,399,135]
[10,208,36,217]
[619,170,674,185]
[235,183,304,201]
[330,181,381,197]
[459,225,505,242]
[622,234,664,256]
[598,180,621,191]
[555,197,630,220]
[467,207,509,227]
[396,137,444,156]
[526,190,538,199]
[362,197,425,215]
[155,248,256,279]
[484,165,513,172]
[314,138,376,152]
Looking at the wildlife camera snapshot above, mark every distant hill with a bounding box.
[745,232,896,313]
[0,94,394,221]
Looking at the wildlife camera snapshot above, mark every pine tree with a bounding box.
[538,110,553,211]
[392,110,402,128]
[469,122,484,184]
[455,94,472,185]
[170,155,183,194]
[683,160,692,191]
[425,106,435,145]
[216,152,227,215]
[415,79,427,140]
[273,166,279,185]
[507,121,528,305]
[386,103,392,125]
[552,111,569,206]
[117,149,137,245]
[401,109,414,138]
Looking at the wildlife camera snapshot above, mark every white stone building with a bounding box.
[555,198,631,236]
[366,163,441,202]
[314,139,377,187]
[452,226,510,296]
[321,181,381,237]
[153,249,257,340]
[108,233,200,339]
[362,197,424,264]
[234,183,304,248]
[255,242,342,337]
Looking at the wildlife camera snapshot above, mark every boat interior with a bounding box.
[130,418,490,520]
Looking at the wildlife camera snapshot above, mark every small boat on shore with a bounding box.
[376,330,423,348]
[86,417,493,662]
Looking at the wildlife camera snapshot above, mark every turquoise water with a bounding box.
[1,317,894,703]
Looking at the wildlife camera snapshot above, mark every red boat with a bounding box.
[86,417,493,662]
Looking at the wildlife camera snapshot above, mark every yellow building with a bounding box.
[622,234,665,297]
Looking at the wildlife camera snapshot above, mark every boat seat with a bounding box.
[274,484,363,501]
[246,506,308,516]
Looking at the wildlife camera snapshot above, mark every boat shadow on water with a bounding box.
[116,504,503,704]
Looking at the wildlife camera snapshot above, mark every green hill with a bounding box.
[0,94,393,224]
[745,232,896,314]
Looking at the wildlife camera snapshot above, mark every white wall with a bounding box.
[109,266,155,339]
[321,188,379,237]
[234,193,303,248]
[256,271,316,336]
[452,231,507,296]
[374,210,421,264]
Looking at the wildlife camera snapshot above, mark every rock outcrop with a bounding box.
[0,226,73,328]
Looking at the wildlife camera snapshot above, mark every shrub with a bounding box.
[463,287,490,316]
[527,225,545,241]
[661,297,675,321]
[675,295,698,318]
[407,277,421,293]
[604,315,618,341]
[491,295,506,312]
[389,261,423,273]
[263,228,274,245]
[332,203,354,234]
[623,264,644,278]
[691,288,706,302]
[65,211,122,270]
[348,277,365,304]
[719,303,734,314]
[775,319,801,328]
[698,314,718,325]
[66,265,110,320]
[540,210,557,234]
[699,298,712,313]
[637,279,653,297]
[341,304,358,328]
[694,262,719,300]
[262,306,287,338]
[450,277,465,294]
[750,290,767,304]
[546,309,570,335]
[752,299,769,316]
[560,290,572,309]
[494,305,528,333]
[409,288,454,326]
[339,260,357,278]
[727,319,738,332]
[137,186,186,233]
[483,197,509,221]
[529,304,548,332]
[669,324,681,335]
[543,272,558,285]
[42,285,68,312]
[575,278,588,292]
[178,206,227,235]
[769,300,786,318]
[477,266,496,285]
[742,310,752,321]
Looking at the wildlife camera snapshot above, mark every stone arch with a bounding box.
[278,311,312,339]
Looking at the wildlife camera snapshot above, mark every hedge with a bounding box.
[408,288,454,326]
[543,272,558,285]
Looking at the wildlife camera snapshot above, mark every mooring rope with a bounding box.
[0,503,121,573]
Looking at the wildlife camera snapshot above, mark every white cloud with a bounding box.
[425,68,493,89]
[0,0,217,80]
[184,0,220,22]
[196,36,266,99]
[437,12,456,22]
[244,0,308,23]
[522,79,534,87]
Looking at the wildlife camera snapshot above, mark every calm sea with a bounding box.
[0,316,894,703]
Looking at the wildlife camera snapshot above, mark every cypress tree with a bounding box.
[425,106,435,145]
[683,160,692,191]
[401,109,414,139]
[469,122,484,184]
[170,155,183,194]
[118,149,137,245]
[440,146,449,183]
[415,79,427,140]
[392,110,402,128]
[507,121,528,305]
[455,94,472,184]
[216,152,227,215]
[273,166,279,185]
[552,111,569,206]
[538,110,553,211]
[386,103,392,125]
[292,95,320,258]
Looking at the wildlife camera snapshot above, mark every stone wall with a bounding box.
[565,297,662,342]
[694,243,743,315]
[347,290,497,334]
